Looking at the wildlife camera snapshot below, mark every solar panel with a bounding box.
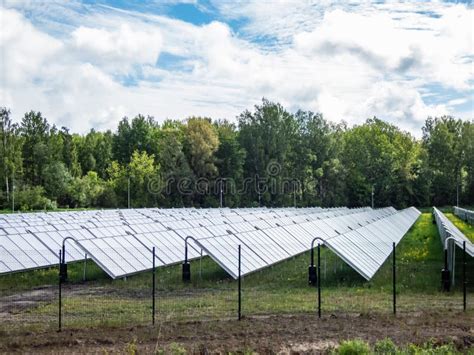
[192,207,420,280]
[324,207,421,279]
[0,232,58,273]
[0,206,415,281]
[454,206,474,225]
[433,207,474,257]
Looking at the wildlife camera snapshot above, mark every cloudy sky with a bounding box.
[1,0,472,136]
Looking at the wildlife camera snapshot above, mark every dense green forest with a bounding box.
[0,99,472,211]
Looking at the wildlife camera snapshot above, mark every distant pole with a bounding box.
[220,180,223,208]
[127,176,131,209]
[11,172,14,212]
[456,171,459,207]
[371,185,374,209]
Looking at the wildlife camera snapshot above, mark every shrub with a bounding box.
[16,185,56,211]
[337,339,371,355]
[406,341,457,354]
[168,342,186,355]
[67,171,106,208]
[374,338,398,354]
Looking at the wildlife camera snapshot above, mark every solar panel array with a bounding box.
[0,206,420,280]
[0,207,351,276]
[194,207,420,280]
[433,207,474,258]
[454,206,474,225]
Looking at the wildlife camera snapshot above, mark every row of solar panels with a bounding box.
[77,207,397,279]
[1,206,419,281]
[0,207,366,275]
[433,207,474,259]
[194,207,420,280]
[0,207,346,231]
[454,206,474,225]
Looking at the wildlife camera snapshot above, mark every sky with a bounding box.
[1,0,473,136]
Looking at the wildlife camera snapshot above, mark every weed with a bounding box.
[336,339,371,354]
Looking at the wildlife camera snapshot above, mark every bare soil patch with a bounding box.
[0,310,472,353]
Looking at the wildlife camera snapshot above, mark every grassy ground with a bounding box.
[446,212,474,242]
[0,212,473,333]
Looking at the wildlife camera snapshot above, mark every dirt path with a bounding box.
[0,286,56,315]
[0,310,473,353]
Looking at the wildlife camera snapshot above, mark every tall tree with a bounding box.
[422,116,464,206]
[238,99,298,206]
[112,115,158,164]
[78,129,113,178]
[342,118,419,208]
[183,117,220,205]
[60,127,81,177]
[0,108,22,207]
[214,120,246,207]
[20,111,50,186]
[462,121,474,204]
[156,121,192,207]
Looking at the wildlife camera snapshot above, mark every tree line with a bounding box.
[0,99,472,211]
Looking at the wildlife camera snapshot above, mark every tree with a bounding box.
[112,115,158,164]
[422,116,464,206]
[156,121,192,207]
[183,117,220,205]
[78,129,113,178]
[0,103,470,210]
[107,151,159,208]
[60,127,81,177]
[20,111,50,186]
[238,99,298,206]
[0,108,22,208]
[68,171,105,208]
[214,120,246,207]
[292,110,339,206]
[462,121,474,204]
[42,161,72,202]
[341,118,419,208]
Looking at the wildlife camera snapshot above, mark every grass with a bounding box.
[336,338,465,355]
[1,212,473,331]
[445,212,474,242]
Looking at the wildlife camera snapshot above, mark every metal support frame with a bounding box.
[463,241,467,311]
[392,242,396,315]
[58,250,62,332]
[152,247,156,325]
[309,237,324,318]
[60,237,76,282]
[83,253,87,281]
[183,236,197,282]
[238,244,241,320]
[442,236,456,291]
[58,236,81,331]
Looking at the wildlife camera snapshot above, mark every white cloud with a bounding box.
[0,1,472,137]
[0,7,62,87]
[71,24,162,71]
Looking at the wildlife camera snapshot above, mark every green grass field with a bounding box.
[0,212,473,332]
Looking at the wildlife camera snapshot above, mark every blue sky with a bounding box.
[1,0,472,136]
